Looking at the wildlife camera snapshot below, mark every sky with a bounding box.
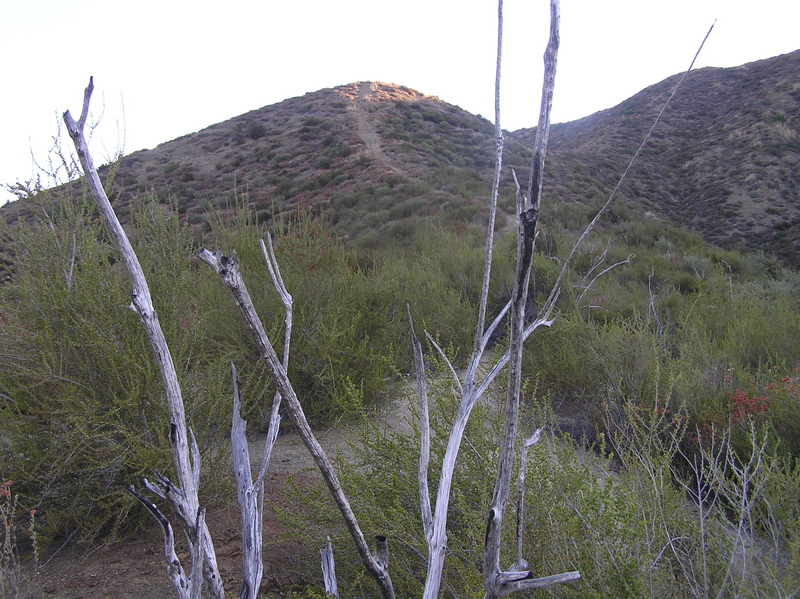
[1,0,798,206]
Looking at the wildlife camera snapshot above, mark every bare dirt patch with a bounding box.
[18,473,319,599]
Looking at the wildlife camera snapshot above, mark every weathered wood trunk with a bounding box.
[63,79,224,599]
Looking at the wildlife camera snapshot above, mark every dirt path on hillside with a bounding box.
[349,81,408,177]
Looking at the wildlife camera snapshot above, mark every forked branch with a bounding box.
[197,249,395,599]
[483,3,579,597]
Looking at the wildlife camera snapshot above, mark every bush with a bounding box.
[281,375,800,597]
[281,371,499,597]
[0,195,235,545]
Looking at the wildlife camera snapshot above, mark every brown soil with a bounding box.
[18,474,317,599]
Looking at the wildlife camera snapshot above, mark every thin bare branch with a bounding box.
[424,331,463,396]
[576,253,635,304]
[64,78,223,599]
[408,306,433,542]
[197,249,395,599]
[541,20,716,318]
[472,0,505,363]
[128,486,199,599]
[255,234,293,488]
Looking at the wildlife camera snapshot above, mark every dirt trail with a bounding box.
[349,81,408,177]
[251,386,417,475]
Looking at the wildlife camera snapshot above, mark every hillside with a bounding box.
[3,51,800,599]
[516,49,800,263]
[2,51,799,264]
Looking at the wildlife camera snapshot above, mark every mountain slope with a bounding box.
[515,49,800,263]
[3,50,799,264]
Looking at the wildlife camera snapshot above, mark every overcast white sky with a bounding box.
[1,0,798,205]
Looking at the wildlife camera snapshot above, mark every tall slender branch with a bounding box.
[483,3,561,597]
[232,234,294,599]
[471,0,505,370]
[409,307,433,543]
[540,20,716,317]
[63,78,224,599]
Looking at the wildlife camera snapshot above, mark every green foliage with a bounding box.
[280,373,499,598]
[518,202,800,463]
[2,162,800,592]
[0,194,235,545]
[281,377,800,598]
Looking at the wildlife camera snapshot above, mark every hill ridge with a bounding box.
[2,50,799,264]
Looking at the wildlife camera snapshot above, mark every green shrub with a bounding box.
[280,372,800,597]
[0,195,234,545]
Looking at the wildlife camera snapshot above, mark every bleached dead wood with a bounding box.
[197,248,396,599]
[413,3,715,597]
[63,78,224,599]
[408,306,433,544]
[232,234,292,599]
[320,536,339,597]
[411,3,576,598]
[128,486,204,599]
[482,3,573,595]
[514,429,541,570]
[231,363,265,599]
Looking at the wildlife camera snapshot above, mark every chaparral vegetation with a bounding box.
[2,2,799,598]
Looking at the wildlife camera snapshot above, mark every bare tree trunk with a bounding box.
[197,249,395,599]
[230,363,265,599]
[63,79,224,599]
[483,3,565,596]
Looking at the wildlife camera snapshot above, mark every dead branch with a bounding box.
[127,486,200,599]
[230,363,264,599]
[482,4,575,597]
[233,234,292,599]
[408,306,433,543]
[472,0,506,361]
[197,248,395,599]
[515,429,542,570]
[320,536,339,597]
[63,78,224,599]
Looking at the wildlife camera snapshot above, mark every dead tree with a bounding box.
[411,2,714,597]
[63,79,224,599]
[196,249,396,599]
[411,3,578,597]
[482,1,569,595]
